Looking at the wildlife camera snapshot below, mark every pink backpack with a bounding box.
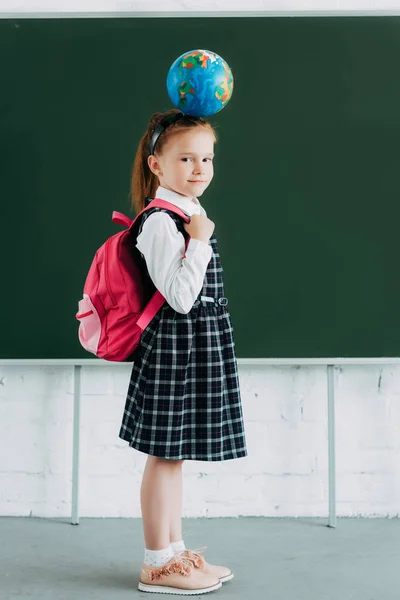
[76,199,191,362]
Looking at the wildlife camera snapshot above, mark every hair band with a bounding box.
[149,112,185,156]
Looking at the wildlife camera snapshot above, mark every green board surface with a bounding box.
[1,16,399,359]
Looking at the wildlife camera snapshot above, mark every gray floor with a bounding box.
[0,516,399,600]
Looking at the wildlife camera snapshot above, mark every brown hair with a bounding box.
[130,108,218,215]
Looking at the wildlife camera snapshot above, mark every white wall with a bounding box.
[1,363,399,517]
[1,2,399,518]
[1,1,400,16]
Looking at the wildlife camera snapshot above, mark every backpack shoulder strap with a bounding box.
[111,199,192,231]
[116,199,197,332]
[147,199,191,223]
[129,199,193,247]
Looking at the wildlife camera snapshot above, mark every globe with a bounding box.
[166,49,234,117]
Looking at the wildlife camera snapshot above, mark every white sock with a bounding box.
[171,539,186,554]
[144,545,174,568]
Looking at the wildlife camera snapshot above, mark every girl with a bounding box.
[119,109,248,595]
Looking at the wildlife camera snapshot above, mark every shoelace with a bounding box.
[183,545,208,559]
[174,549,197,565]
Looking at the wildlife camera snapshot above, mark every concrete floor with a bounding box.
[0,516,399,600]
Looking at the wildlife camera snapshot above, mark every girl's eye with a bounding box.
[181,158,212,162]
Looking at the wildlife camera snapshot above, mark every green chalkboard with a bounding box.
[1,15,400,359]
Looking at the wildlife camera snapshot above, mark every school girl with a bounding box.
[118,109,248,595]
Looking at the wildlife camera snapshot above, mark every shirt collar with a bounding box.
[154,186,202,217]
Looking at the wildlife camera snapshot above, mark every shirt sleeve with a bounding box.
[136,211,213,314]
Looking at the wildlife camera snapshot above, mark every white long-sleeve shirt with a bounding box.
[136,186,213,314]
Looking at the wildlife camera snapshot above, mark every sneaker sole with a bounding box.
[220,573,234,583]
[138,580,222,595]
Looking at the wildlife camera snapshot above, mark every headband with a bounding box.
[149,112,185,155]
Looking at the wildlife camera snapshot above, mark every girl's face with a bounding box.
[148,128,215,200]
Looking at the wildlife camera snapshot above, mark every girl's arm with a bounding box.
[136,211,212,314]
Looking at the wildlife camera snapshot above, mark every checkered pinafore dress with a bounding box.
[119,207,248,461]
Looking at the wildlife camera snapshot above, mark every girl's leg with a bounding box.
[140,455,184,550]
[169,459,184,544]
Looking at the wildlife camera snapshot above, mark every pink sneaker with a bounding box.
[138,553,222,595]
[180,547,234,584]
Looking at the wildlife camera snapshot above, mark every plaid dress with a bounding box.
[119,207,248,461]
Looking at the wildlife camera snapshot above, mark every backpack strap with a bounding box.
[113,199,196,333]
[140,198,192,253]
[112,200,191,229]
[146,199,191,223]
[136,290,167,331]
[129,198,191,228]
[112,211,133,227]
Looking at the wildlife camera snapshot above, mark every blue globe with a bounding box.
[166,49,234,117]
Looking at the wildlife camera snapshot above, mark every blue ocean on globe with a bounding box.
[166,49,234,117]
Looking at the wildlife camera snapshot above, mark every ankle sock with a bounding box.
[171,539,186,554]
[144,545,174,568]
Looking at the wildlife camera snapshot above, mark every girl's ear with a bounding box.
[148,154,162,176]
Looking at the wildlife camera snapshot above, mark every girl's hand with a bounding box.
[184,214,215,244]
